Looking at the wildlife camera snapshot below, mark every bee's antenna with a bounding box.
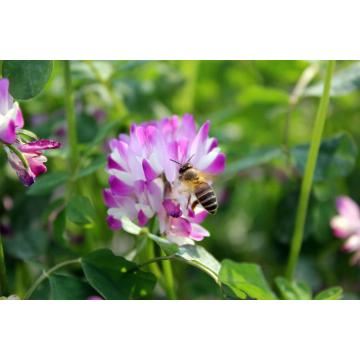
[170,159,182,165]
[186,154,195,163]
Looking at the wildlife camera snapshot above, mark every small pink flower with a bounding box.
[0,79,24,144]
[5,139,61,187]
[104,114,225,245]
[331,196,360,265]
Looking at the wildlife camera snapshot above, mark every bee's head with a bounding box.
[170,156,194,175]
[179,163,193,175]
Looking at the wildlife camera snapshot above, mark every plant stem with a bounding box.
[0,234,8,296]
[144,238,177,299]
[286,60,335,280]
[138,255,175,269]
[145,238,163,279]
[160,249,177,300]
[25,258,81,300]
[63,61,79,174]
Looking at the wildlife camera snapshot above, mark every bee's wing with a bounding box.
[197,171,215,183]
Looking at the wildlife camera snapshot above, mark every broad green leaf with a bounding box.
[49,274,94,300]
[176,245,221,282]
[81,249,156,299]
[292,133,358,181]
[27,172,69,196]
[219,260,276,300]
[4,229,48,261]
[315,286,343,300]
[67,196,96,226]
[75,155,106,179]
[305,62,360,97]
[2,60,53,100]
[225,147,283,178]
[275,276,312,300]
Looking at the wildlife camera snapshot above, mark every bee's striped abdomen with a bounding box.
[195,182,218,214]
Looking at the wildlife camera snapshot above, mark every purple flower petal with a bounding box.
[0,120,16,144]
[190,223,210,241]
[142,159,158,181]
[169,217,191,237]
[188,210,208,224]
[204,153,226,174]
[87,295,104,300]
[163,199,182,218]
[18,139,61,153]
[138,209,148,226]
[108,155,124,171]
[343,234,360,252]
[28,156,47,176]
[0,78,10,114]
[336,196,360,220]
[207,138,218,152]
[109,175,133,196]
[103,189,117,207]
[14,107,24,128]
[107,215,122,230]
[178,113,196,140]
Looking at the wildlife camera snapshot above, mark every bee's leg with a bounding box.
[191,200,199,211]
[186,195,192,209]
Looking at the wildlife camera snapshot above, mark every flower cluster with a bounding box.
[0,78,61,186]
[331,196,360,265]
[104,114,226,245]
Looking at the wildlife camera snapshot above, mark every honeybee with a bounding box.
[170,156,218,215]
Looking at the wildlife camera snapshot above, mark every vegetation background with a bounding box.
[0,60,359,299]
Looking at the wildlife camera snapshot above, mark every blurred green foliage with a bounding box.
[1,60,360,299]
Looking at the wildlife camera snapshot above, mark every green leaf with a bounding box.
[176,245,221,282]
[81,249,156,299]
[292,133,358,181]
[27,172,70,196]
[305,62,360,97]
[275,277,312,300]
[2,60,53,100]
[67,196,96,226]
[219,260,276,300]
[49,274,94,300]
[315,286,343,300]
[225,147,283,178]
[4,229,48,261]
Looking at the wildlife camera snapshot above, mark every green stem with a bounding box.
[160,249,177,300]
[144,238,177,299]
[0,234,8,296]
[145,238,163,280]
[138,255,175,269]
[25,258,81,300]
[286,60,335,280]
[63,61,79,174]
